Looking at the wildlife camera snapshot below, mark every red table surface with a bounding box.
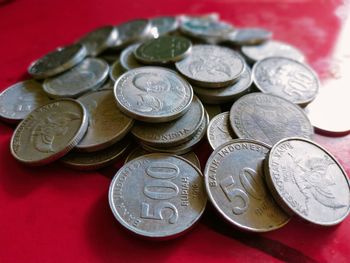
[1,0,350,262]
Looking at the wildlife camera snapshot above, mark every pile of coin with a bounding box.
[1,14,349,239]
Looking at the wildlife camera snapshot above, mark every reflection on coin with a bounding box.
[205,139,290,232]
[43,58,109,98]
[265,137,350,226]
[114,66,193,123]
[79,26,118,56]
[76,90,134,152]
[132,96,204,147]
[120,43,143,71]
[109,153,207,238]
[224,28,272,46]
[134,35,192,64]
[175,45,245,88]
[204,104,221,120]
[241,40,305,64]
[207,112,235,150]
[193,65,252,104]
[109,60,125,81]
[150,16,179,37]
[10,99,88,165]
[229,93,313,146]
[61,138,131,170]
[253,57,319,107]
[28,43,87,79]
[0,80,51,123]
[115,19,151,48]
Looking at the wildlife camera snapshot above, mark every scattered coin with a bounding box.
[109,60,125,81]
[207,112,235,150]
[119,43,143,71]
[224,28,272,46]
[150,16,179,37]
[114,19,151,48]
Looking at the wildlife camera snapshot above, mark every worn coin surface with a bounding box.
[10,99,88,165]
[253,57,319,107]
[207,112,235,150]
[79,26,118,56]
[193,65,252,104]
[205,139,290,232]
[131,96,204,147]
[115,19,151,48]
[119,43,143,71]
[28,43,87,79]
[43,58,109,98]
[134,35,192,64]
[61,138,131,170]
[175,45,245,88]
[0,80,51,123]
[114,66,193,123]
[265,137,350,226]
[225,28,272,46]
[241,40,305,64]
[150,16,179,37]
[76,90,134,152]
[109,60,125,81]
[109,153,207,238]
[229,93,313,146]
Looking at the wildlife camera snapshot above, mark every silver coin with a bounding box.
[43,58,109,98]
[175,45,245,88]
[76,90,134,152]
[61,138,131,170]
[114,66,193,123]
[253,57,319,107]
[150,16,179,37]
[229,93,314,146]
[265,137,350,226]
[224,28,272,46]
[241,40,305,64]
[109,60,125,81]
[204,104,221,120]
[207,112,235,150]
[205,139,290,232]
[114,19,151,48]
[10,99,88,166]
[28,43,87,79]
[109,153,207,239]
[193,64,252,104]
[119,43,143,71]
[131,96,204,147]
[0,80,51,123]
[78,26,118,56]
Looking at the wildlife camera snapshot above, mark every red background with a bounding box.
[1,0,350,262]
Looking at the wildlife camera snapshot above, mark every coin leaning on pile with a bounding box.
[1,13,349,239]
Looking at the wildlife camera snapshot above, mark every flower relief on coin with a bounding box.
[189,53,231,79]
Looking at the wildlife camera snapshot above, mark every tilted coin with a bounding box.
[114,19,151,48]
[193,64,252,104]
[43,58,109,98]
[175,45,245,88]
[109,153,207,239]
[0,80,51,123]
[114,66,193,123]
[134,35,192,64]
[224,28,272,46]
[229,93,314,146]
[28,43,87,79]
[10,99,88,165]
[265,137,350,226]
[204,104,221,120]
[253,57,319,107]
[61,138,131,170]
[207,112,235,150]
[205,139,290,232]
[76,90,134,152]
[241,40,305,64]
[150,16,179,37]
[78,26,118,56]
[109,60,125,81]
[131,96,204,147]
[119,43,143,71]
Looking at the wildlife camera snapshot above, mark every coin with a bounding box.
[265,137,350,226]
[28,43,87,79]
[10,99,88,166]
[114,66,193,123]
[207,112,235,150]
[114,19,151,49]
[229,93,314,146]
[204,139,290,232]
[253,57,319,107]
[78,26,118,56]
[224,28,272,46]
[0,80,51,123]
[150,16,179,37]
[109,60,125,81]
[134,35,192,65]
[192,64,252,104]
[131,96,204,147]
[119,43,143,71]
[76,90,134,152]
[204,104,221,120]
[43,58,109,98]
[61,138,131,170]
[241,40,305,64]
[175,45,245,88]
[109,153,207,239]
